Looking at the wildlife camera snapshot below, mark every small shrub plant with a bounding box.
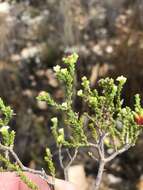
[0,53,142,190]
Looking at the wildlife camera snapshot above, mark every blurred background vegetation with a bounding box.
[0,0,143,189]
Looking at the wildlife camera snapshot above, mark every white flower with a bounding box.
[82,76,87,81]
[51,117,58,123]
[0,126,9,133]
[61,102,68,109]
[58,128,64,135]
[57,128,64,144]
[77,89,83,96]
[116,76,127,83]
[53,65,61,72]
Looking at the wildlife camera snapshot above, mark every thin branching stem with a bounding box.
[105,144,131,162]
[66,148,78,168]
[66,149,72,160]
[88,153,98,162]
[90,143,131,190]
[0,143,53,184]
[58,146,78,181]
[59,146,64,170]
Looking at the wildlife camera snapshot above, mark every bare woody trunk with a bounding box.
[92,161,105,190]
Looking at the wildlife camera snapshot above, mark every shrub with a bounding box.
[0,53,142,190]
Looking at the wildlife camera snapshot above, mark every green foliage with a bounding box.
[0,99,15,147]
[134,94,142,114]
[79,75,141,147]
[37,53,143,156]
[0,98,13,127]
[44,148,55,178]
[37,53,88,149]
[18,171,39,190]
[0,53,142,188]
[0,100,38,190]
[0,126,15,147]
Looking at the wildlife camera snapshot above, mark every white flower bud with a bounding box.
[61,102,68,109]
[82,76,87,81]
[116,76,127,83]
[51,117,58,123]
[53,65,61,72]
[77,89,83,96]
[0,126,9,133]
[58,128,64,135]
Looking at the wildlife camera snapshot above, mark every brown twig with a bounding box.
[0,143,54,185]
[105,144,131,162]
[58,146,78,181]
[88,133,131,190]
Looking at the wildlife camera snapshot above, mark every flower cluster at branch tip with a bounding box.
[116,75,127,84]
[134,113,143,125]
[61,102,68,110]
[62,53,79,65]
[77,89,83,97]
[0,126,9,133]
[53,65,61,72]
[134,94,143,125]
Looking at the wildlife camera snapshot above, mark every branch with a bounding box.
[88,142,103,161]
[66,148,78,168]
[94,161,105,190]
[58,146,64,170]
[66,149,72,160]
[0,144,53,185]
[58,146,78,181]
[88,152,98,162]
[105,144,131,162]
[99,133,108,157]
[88,133,108,161]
